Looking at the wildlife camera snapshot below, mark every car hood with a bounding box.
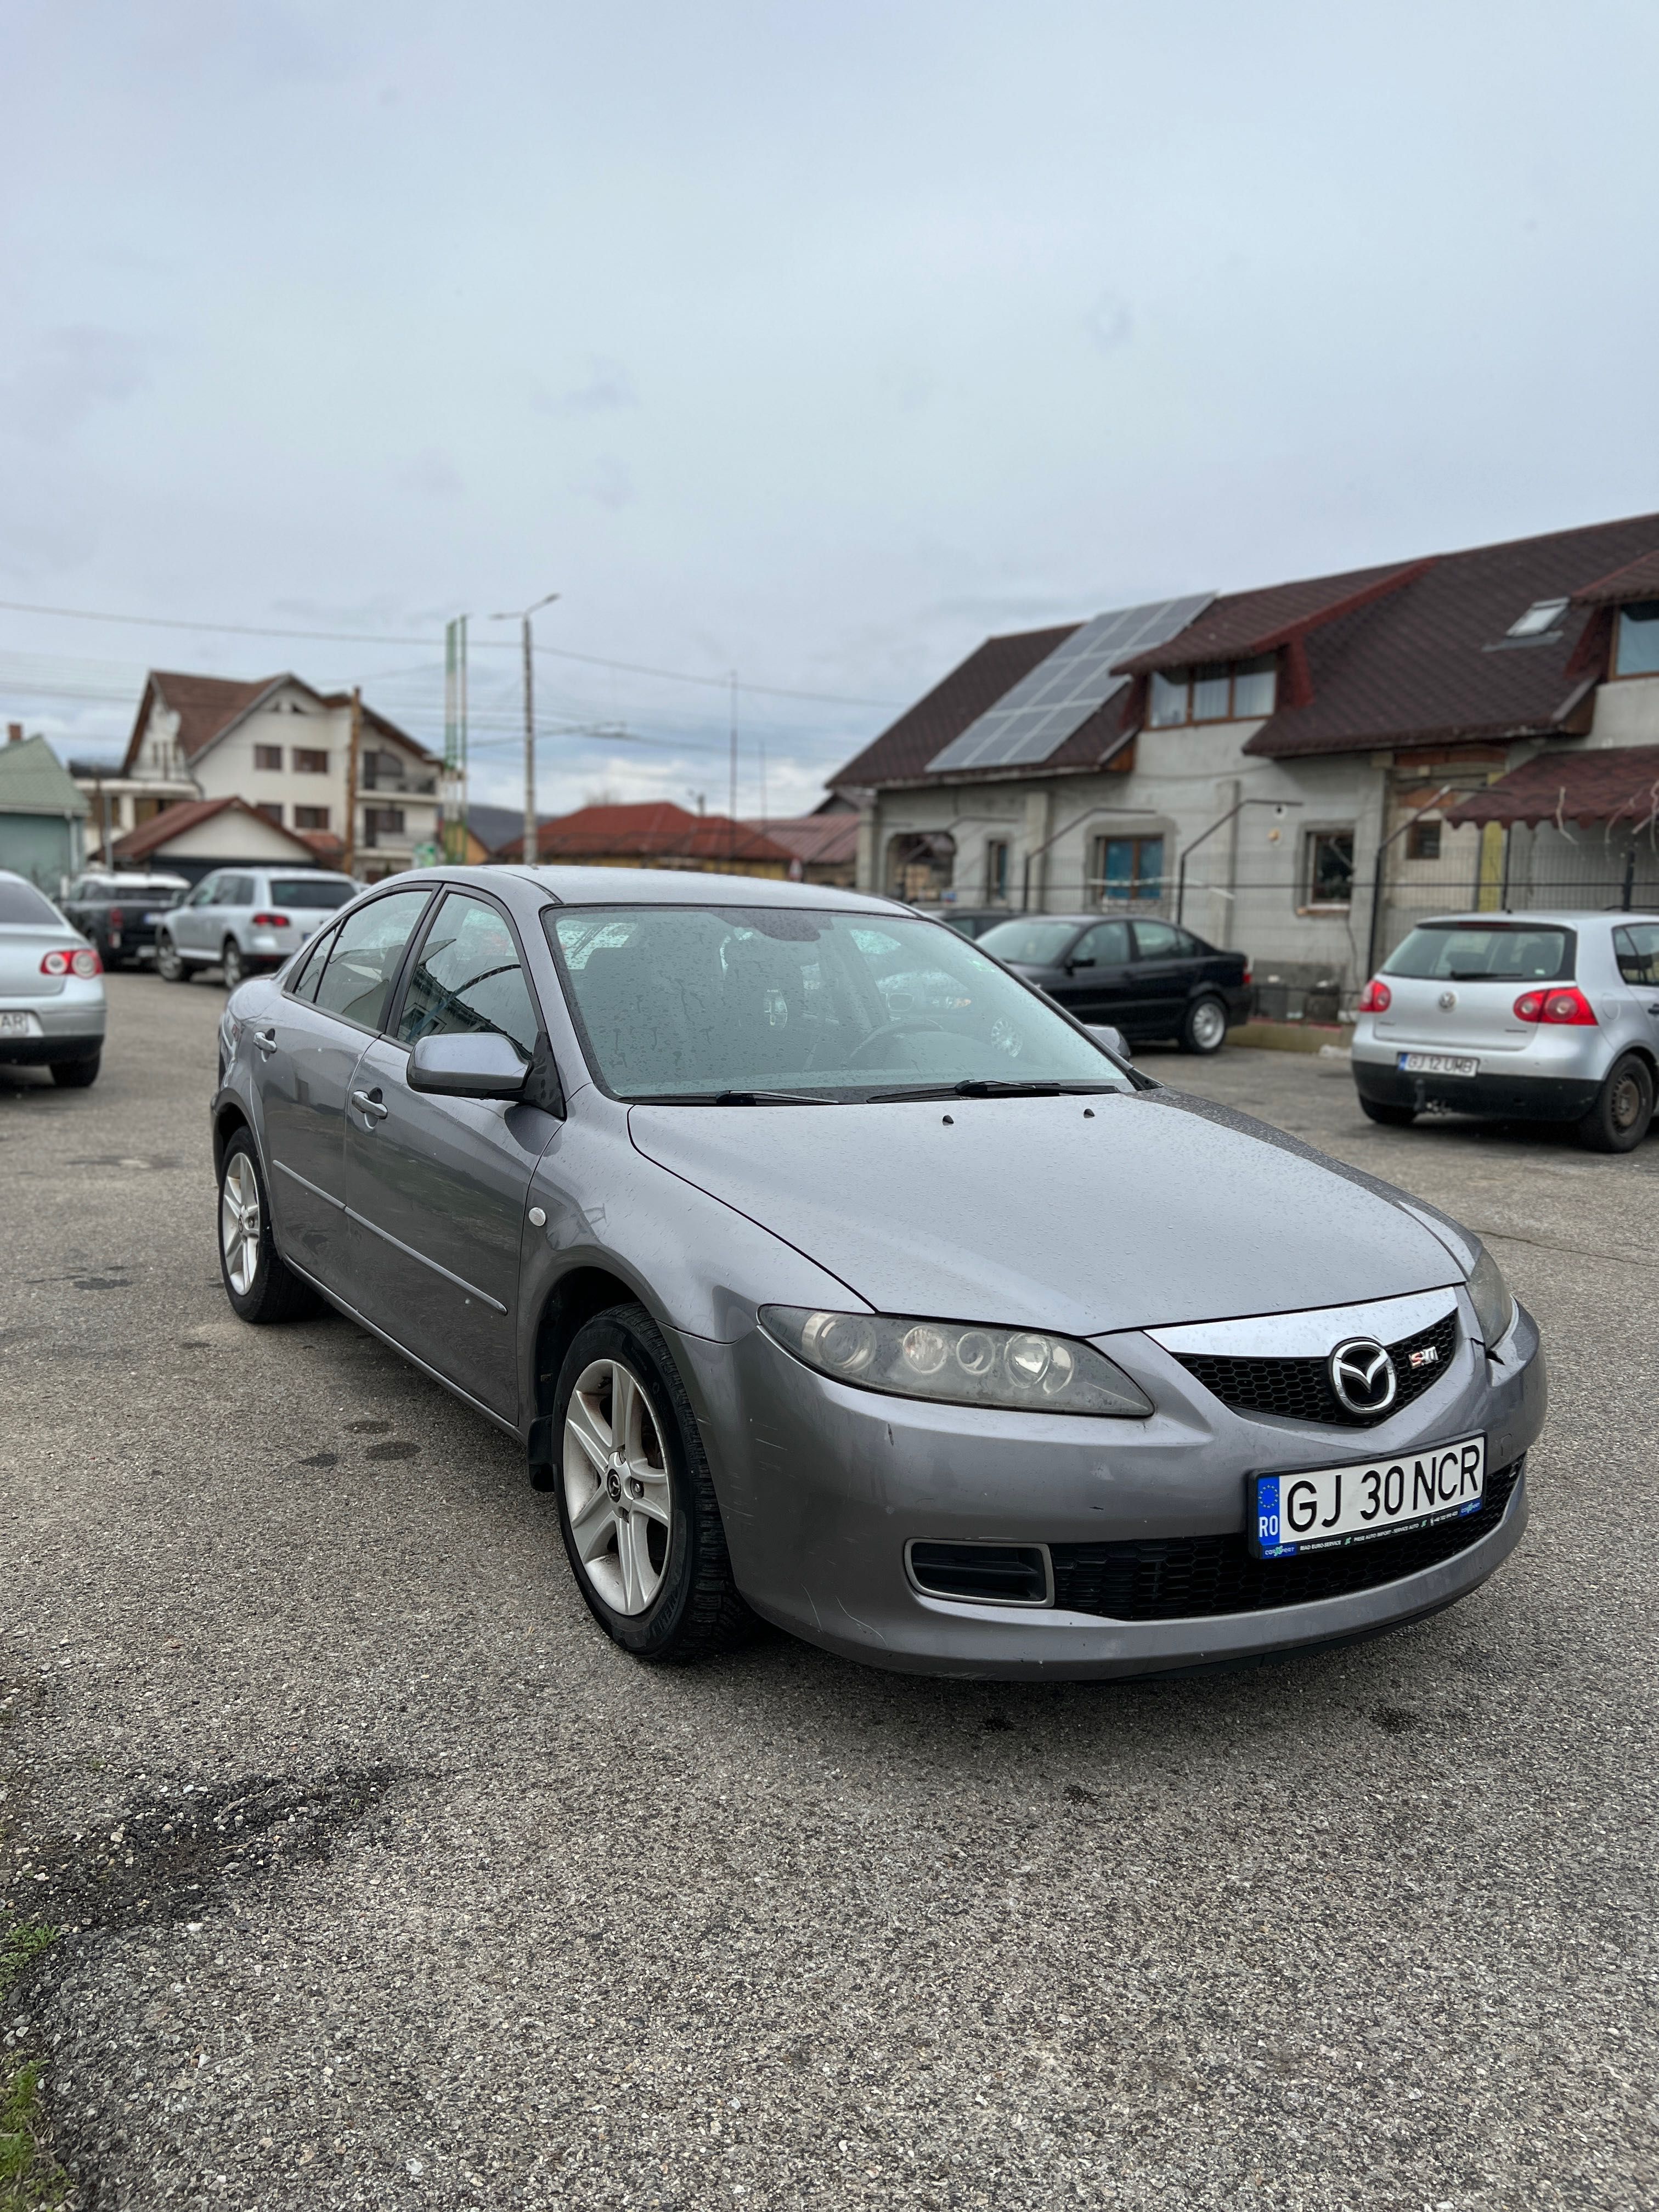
[627,1089,1463,1337]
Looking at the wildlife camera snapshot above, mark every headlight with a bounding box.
[759,1306,1153,1418]
[1465,1244,1514,1347]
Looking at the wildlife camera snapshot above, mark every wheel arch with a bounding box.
[212,1098,256,1181]
[529,1264,658,1479]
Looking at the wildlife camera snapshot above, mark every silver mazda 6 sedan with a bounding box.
[212,867,1544,1679]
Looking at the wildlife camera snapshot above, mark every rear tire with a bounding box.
[1178,993,1229,1054]
[1575,1052,1655,1153]
[50,1053,100,1089]
[218,1136,319,1322]
[156,934,188,984]
[1359,1097,1417,1126]
[221,938,246,990]
[552,1302,751,1663]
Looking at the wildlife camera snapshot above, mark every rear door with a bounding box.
[1047,919,1133,1024]
[1128,918,1205,1036]
[1371,921,1573,1060]
[338,889,550,1418]
[258,887,435,1288]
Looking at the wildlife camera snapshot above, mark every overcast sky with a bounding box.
[4,0,1657,817]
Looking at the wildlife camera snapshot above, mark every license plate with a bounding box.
[143,910,162,925]
[0,1011,43,1038]
[1250,1435,1486,1558]
[1398,1051,1478,1077]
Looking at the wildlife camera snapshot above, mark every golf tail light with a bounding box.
[1514,985,1595,1025]
[42,948,101,978]
[760,1307,1153,1418]
[1357,978,1391,1013]
[251,912,290,929]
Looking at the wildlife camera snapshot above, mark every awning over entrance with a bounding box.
[1445,746,1659,831]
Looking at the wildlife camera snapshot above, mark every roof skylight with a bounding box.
[1506,598,1569,638]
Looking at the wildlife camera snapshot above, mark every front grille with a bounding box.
[1174,1310,1459,1428]
[1048,1456,1521,1622]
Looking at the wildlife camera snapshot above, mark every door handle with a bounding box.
[254,1029,278,1056]
[351,1087,389,1124]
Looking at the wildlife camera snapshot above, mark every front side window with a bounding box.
[399,893,539,1059]
[546,906,1131,1102]
[287,925,336,1002]
[1385,923,1573,983]
[311,889,433,1030]
[1303,831,1355,907]
[1615,600,1659,678]
[1614,924,1659,985]
[1073,919,1131,966]
[187,876,221,907]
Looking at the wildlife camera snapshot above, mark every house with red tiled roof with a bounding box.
[494,800,795,877]
[91,670,442,883]
[830,512,1659,996]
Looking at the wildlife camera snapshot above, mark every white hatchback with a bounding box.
[1351,910,1659,1150]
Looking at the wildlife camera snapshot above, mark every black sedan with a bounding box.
[975,913,1251,1053]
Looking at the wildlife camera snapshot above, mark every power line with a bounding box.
[0,594,902,709]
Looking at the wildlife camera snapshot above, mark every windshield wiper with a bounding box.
[713,1088,839,1105]
[866,1077,1120,1103]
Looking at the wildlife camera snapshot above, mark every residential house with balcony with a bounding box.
[830,511,1659,1001]
[101,669,441,880]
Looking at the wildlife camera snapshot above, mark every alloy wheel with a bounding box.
[223,941,244,989]
[219,1153,262,1296]
[1189,997,1227,1051]
[562,1356,673,1615]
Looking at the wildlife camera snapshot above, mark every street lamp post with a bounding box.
[492,592,560,864]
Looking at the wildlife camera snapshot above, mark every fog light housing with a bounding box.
[907,1541,1053,1607]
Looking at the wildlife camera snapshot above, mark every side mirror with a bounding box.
[1088,1023,1131,1062]
[1065,955,1096,972]
[407,1030,527,1100]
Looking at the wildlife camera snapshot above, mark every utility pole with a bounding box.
[728,672,738,866]
[342,686,362,878]
[442,616,469,863]
[493,592,559,864]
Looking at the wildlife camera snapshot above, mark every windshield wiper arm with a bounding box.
[867,1077,1119,1103]
[712,1088,839,1105]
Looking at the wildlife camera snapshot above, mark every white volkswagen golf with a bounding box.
[1351,910,1659,1150]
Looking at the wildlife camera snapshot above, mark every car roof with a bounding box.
[1405,910,1659,927]
[388,864,907,915]
[253,865,356,879]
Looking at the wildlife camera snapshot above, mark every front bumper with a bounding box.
[668,1295,1545,1679]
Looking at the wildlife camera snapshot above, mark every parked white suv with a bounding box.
[156,868,360,989]
[1352,910,1659,1151]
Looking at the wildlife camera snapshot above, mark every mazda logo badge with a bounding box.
[1328,1336,1397,1416]
[1438,989,1457,1010]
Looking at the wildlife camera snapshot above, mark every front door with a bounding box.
[340,889,551,1418]
[172,873,223,956]
[259,887,437,1288]
[1047,918,1133,1025]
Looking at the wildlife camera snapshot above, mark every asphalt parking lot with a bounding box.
[3,974,1656,2212]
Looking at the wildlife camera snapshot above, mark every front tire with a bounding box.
[50,1053,100,1089]
[1576,1052,1655,1153]
[1359,1096,1417,1126]
[221,938,246,990]
[156,934,188,984]
[218,1137,319,1322]
[552,1302,749,1662]
[1178,993,1229,1054]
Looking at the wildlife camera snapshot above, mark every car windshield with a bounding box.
[544,905,1130,1102]
[974,918,1081,965]
[0,881,65,927]
[270,878,357,910]
[1385,923,1572,983]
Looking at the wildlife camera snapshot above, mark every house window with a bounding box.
[984,839,1009,902]
[1615,600,1659,677]
[1507,598,1569,639]
[1147,655,1277,726]
[294,805,331,832]
[254,744,283,772]
[1303,830,1355,907]
[1092,834,1165,905]
[1406,819,1442,861]
[255,802,284,825]
[294,748,330,774]
[363,806,405,848]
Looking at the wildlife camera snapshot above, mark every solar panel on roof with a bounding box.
[924,593,1215,775]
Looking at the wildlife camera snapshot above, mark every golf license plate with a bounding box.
[1398,1051,1477,1077]
[0,1011,42,1039]
[1250,1435,1485,1559]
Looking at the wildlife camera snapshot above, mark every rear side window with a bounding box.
[1385,923,1572,983]
[312,889,433,1031]
[222,877,256,907]
[270,878,357,911]
[0,881,64,927]
[1614,924,1659,986]
[398,892,539,1058]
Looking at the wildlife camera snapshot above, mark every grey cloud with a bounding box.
[535,356,639,417]
[399,450,465,501]
[1,328,149,444]
[568,454,635,510]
